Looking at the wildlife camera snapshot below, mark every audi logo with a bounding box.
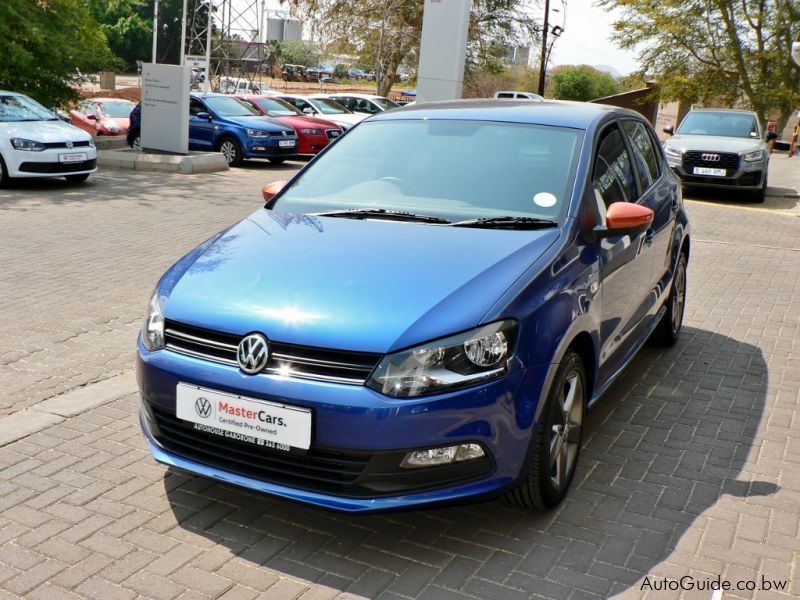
[701,153,720,162]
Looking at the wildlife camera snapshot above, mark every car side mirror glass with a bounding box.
[766,131,778,141]
[303,107,314,115]
[196,111,211,120]
[662,125,674,135]
[262,180,288,203]
[594,202,654,238]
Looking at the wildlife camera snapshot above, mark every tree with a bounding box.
[280,40,322,67]
[0,0,113,107]
[600,0,800,130]
[552,65,620,101]
[86,0,153,70]
[284,0,538,97]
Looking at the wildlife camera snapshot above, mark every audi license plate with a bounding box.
[693,167,726,177]
[58,152,87,163]
[278,140,295,148]
[175,383,311,451]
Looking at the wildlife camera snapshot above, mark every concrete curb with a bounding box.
[98,148,228,174]
[0,372,137,447]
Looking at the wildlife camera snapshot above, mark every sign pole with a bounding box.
[152,0,159,63]
[205,1,213,91]
[180,0,189,66]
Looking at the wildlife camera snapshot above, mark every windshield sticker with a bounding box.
[533,192,557,208]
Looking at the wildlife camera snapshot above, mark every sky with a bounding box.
[248,0,642,76]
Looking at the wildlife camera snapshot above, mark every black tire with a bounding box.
[65,173,90,183]
[651,252,688,346]
[507,350,586,510]
[218,136,244,166]
[0,154,10,188]
[752,174,766,203]
[268,158,286,165]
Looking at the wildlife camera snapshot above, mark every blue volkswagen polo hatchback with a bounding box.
[137,100,690,512]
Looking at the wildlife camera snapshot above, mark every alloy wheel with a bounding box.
[549,369,583,490]
[220,140,237,164]
[671,259,686,334]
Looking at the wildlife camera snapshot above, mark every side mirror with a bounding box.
[594,202,654,238]
[262,179,287,202]
[196,112,211,121]
[86,114,98,121]
[766,131,778,141]
[662,125,674,136]
[303,107,314,115]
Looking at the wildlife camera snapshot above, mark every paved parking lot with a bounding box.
[0,157,798,599]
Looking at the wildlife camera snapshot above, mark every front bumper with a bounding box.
[137,338,547,512]
[666,153,766,190]
[3,146,98,178]
[244,137,299,159]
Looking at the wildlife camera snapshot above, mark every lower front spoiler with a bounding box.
[142,413,513,513]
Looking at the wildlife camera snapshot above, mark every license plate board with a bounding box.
[59,152,88,163]
[693,167,726,177]
[278,140,295,148]
[176,383,311,451]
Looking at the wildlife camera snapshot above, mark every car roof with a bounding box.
[685,108,757,116]
[90,97,133,103]
[0,91,25,96]
[370,99,639,129]
[327,93,381,100]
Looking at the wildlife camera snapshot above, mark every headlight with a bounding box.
[141,290,165,351]
[300,128,323,135]
[366,320,518,398]
[10,138,45,151]
[88,138,95,148]
[246,128,270,138]
[663,144,682,158]
[743,149,764,162]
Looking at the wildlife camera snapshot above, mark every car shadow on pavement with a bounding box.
[685,185,799,211]
[163,326,772,598]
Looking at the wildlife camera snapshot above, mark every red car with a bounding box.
[237,95,343,155]
[71,98,135,137]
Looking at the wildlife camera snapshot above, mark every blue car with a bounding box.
[137,100,690,512]
[126,93,298,166]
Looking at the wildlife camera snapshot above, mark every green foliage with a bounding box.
[333,63,350,79]
[600,0,800,129]
[0,0,114,107]
[552,65,620,101]
[86,0,152,70]
[280,40,322,67]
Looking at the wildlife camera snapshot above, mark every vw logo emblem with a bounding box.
[65,140,73,149]
[701,153,720,162]
[237,333,269,374]
[194,397,212,418]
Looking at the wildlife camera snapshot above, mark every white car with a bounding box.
[0,91,97,186]
[323,93,400,114]
[277,94,367,130]
[493,91,544,101]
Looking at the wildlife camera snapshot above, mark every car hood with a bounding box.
[317,113,366,126]
[163,211,560,353]
[222,115,294,133]
[0,119,93,142]
[275,115,341,130]
[666,134,765,153]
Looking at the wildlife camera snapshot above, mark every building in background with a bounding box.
[265,18,303,42]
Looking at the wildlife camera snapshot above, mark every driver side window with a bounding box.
[592,125,637,211]
[189,99,206,117]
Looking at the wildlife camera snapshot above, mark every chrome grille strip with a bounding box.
[165,328,238,351]
[165,343,238,366]
[270,352,373,372]
[263,367,365,385]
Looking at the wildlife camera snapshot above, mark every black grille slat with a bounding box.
[19,159,96,173]
[151,404,371,488]
[682,151,739,172]
[42,141,92,149]
[163,320,381,384]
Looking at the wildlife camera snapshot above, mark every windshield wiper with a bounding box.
[450,216,558,230]
[313,208,451,224]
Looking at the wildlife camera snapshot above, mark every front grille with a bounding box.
[164,320,381,385]
[148,403,372,490]
[19,159,96,173]
[42,141,92,149]
[681,170,762,187]
[326,129,341,140]
[682,151,740,172]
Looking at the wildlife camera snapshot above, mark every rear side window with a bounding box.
[622,120,660,190]
[593,125,636,208]
[497,93,514,98]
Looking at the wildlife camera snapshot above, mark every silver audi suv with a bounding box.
[663,108,777,202]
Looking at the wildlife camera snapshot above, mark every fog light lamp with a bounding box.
[400,443,485,469]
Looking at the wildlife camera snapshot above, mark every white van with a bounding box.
[493,91,544,101]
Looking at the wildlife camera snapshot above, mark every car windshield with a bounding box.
[252,97,300,116]
[204,96,261,117]
[97,101,134,118]
[677,112,759,138]
[272,119,583,223]
[309,98,352,114]
[0,94,57,122]
[372,97,399,110]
